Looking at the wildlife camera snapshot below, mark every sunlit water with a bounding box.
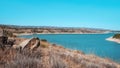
[20,33,120,63]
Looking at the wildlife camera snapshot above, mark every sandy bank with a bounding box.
[106,37,120,44]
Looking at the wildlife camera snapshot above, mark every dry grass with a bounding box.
[0,41,120,68]
[0,48,42,68]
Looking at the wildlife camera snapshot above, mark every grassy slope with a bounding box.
[0,38,120,68]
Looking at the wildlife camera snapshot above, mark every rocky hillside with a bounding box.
[0,37,120,68]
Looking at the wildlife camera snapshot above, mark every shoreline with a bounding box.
[14,32,110,36]
[106,37,120,44]
[11,33,120,67]
[1,36,120,68]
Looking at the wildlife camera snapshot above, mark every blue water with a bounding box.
[20,33,120,63]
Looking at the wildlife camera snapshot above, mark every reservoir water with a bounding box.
[20,33,120,63]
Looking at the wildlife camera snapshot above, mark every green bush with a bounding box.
[113,34,120,39]
[41,39,47,42]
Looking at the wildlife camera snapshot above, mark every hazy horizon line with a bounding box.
[0,24,115,31]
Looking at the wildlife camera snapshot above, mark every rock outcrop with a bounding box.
[13,37,40,50]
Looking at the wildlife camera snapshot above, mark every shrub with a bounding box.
[41,39,47,42]
[41,44,48,48]
[113,34,120,39]
[40,40,49,48]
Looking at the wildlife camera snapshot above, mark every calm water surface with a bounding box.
[20,33,120,63]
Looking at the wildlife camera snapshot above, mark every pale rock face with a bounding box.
[13,37,40,50]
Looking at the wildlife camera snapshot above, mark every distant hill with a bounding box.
[0,24,111,34]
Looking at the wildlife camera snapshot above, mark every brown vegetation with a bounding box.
[0,37,120,68]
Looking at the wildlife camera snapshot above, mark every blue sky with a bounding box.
[0,0,120,30]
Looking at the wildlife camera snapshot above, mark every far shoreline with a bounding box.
[14,32,110,36]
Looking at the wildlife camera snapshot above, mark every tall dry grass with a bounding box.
[0,44,119,68]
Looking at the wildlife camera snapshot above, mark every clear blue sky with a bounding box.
[0,0,120,30]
